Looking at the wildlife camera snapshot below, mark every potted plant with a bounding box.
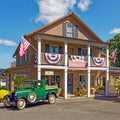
[99,86,105,95]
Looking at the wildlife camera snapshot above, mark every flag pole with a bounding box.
[23,36,37,52]
[30,43,37,52]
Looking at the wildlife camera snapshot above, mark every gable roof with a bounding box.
[13,12,107,57]
[25,12,102,42]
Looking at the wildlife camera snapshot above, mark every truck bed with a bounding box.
[45,85,58,90]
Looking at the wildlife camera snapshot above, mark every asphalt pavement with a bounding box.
[0,95,120,120]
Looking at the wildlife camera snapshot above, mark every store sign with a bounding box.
[45,71,54,75]
[68,60,88,68]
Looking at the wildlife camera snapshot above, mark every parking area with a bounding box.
[0,96,120,120]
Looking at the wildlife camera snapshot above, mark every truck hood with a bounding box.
[15,88,33,97]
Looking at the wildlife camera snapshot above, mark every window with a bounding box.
[50,46,59,54]
[63,23,78,38]
[81,49,87,56]
[79,75,86,88]
[19,56,23,65]
[78,48,87,56]
[24,49,29,62]
[45,44,63,54]
[78,48,81,56]
[42,75,60,87]
[66,24,74,37]
[90,75,94,87]
[16,57,19,66]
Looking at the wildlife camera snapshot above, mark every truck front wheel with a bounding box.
[48,94,56,104]
[16,98,26,110]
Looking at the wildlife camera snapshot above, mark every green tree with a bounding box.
[107,33,120,66]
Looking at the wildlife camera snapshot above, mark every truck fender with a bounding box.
[16,97,27,103]
[4,95,12,101]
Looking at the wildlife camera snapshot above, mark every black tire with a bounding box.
[48,94,56,104]
[16,98,26,110]
[27,92,36,103]
[3,96,12,108]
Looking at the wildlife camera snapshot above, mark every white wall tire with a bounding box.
[48,94,56,104]
[27,92,36,103]
[17,98,26,110]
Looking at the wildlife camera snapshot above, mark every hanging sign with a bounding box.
[45,71,54,75]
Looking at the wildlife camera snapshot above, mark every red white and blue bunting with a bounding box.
[44,53,62,64]
[92,57,105,67]
[34,53,38,64]
[71,55,85,62]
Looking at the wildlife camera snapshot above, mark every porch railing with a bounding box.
[40,53,106,67]
[90,57,106,67]
[41,53,65,66]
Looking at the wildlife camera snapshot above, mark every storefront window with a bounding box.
[90,75,94,87]
[79,75,86,88]
[41,75,60,87]
[14,74,27,88]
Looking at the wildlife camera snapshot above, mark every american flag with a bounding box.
[19,36,30,56]
[111,48,117,63]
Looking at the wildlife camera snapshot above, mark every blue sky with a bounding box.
[0,0,120,69]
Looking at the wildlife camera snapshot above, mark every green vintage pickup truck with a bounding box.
[3,80,58,110]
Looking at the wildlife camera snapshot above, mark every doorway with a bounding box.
[67,74,73,94]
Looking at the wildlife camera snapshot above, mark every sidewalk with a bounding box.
[57,94,118,102]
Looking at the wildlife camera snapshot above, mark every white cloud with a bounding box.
[78,0,92,12]
[109,27,120,34]
[35,0,76,23]
[35,0,92,24]
[0,39,18,46]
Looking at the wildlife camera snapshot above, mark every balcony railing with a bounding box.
[41,53,65,66]
[90,57,106,67]
[68,55,88,68]
[40,53,106,68]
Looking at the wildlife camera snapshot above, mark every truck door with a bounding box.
[34,81,45,98]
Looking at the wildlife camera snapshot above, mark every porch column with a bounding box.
[64,40,68,99]
[87,44,91,97]
[38,36,41,80]
[6,74,9,90]
[10,73,14,92]
[106,46,109,95]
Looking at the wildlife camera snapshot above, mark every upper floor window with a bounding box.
[24,49,29,62]
[63,23,78,38]
[50,46,59,54]
[45,44,63,54]
[78,48,87,56]
[66,24,74,37]
[20,57,23,65]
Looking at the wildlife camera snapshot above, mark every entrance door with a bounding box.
[67,74,73,94]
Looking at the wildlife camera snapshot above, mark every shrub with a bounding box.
[99,86,105,90]
[0,89,9,100]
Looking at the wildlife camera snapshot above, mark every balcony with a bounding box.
[40,53,106,68]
